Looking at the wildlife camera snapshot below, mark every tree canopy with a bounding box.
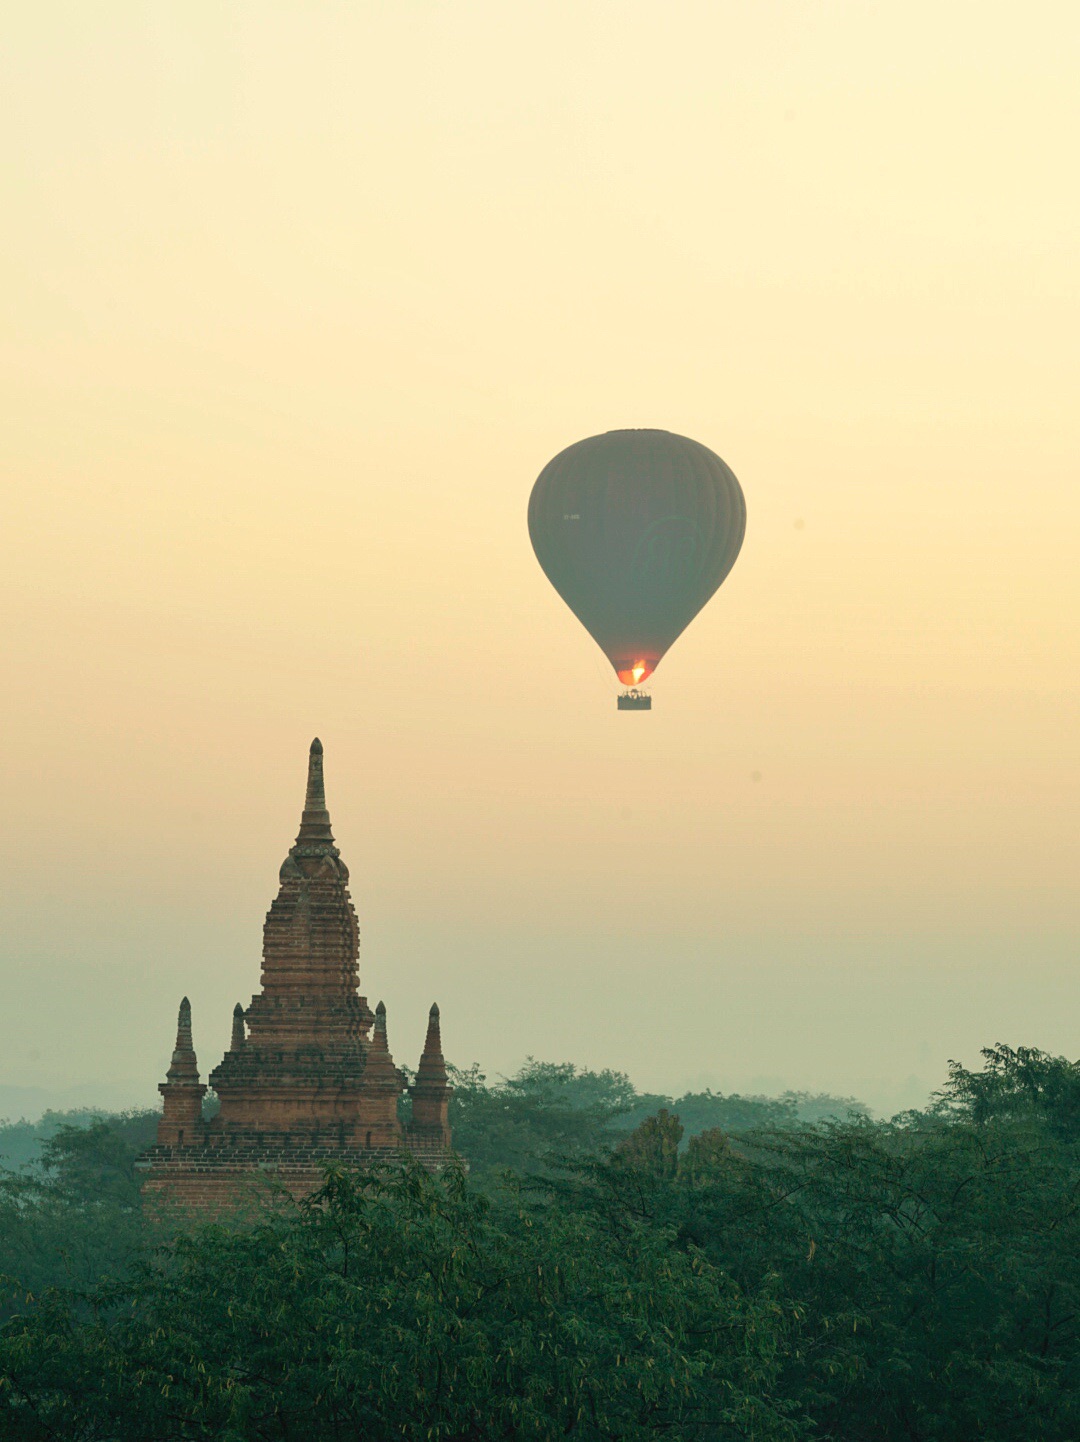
[2,1045,1080,1440]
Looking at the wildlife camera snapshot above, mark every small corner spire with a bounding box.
[410,1001,451,1144]
[415,1001,448,1087]
[157,997,206,1146]
[230,1002,246,1052]
[363,999,401,1089]
[372,999,388,1048]
[166,996,201,1085]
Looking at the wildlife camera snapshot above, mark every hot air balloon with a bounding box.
[528,429,745,709]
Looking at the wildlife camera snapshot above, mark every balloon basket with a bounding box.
[617,690,652,711]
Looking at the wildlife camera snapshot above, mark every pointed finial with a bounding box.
[176,996,192,1048]
[230,1002,246,1052]
[294,736,335,848]
[371,999,388,1050]
[425,1003,442,1045]
[304,738,326,810]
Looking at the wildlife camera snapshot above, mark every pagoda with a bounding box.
[137,739,453,1207]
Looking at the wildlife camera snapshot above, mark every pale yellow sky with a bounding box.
[2,2,1078,1115]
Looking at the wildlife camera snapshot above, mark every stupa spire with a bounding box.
[166,996,201,1084]
[357,1001,405,1142]
[373,999,389,1048]
[255,736,365,1019]
[295,737,335,848]
[230,1003,246,1053]
[410,1003,452,1147]
[157,997,207,1147]
[415,1003,448,1087]
[363,1000,400,1083]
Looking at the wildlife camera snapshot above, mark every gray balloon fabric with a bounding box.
[528,429,746,684]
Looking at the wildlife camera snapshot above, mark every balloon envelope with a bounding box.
[528,429,746,685]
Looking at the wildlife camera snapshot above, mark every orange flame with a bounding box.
[616,660,654,686]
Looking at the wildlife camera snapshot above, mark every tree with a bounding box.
[0,1160,802,1441]
[0,1115,158,1305]
[553,1070,1080,1441]
[447,1058,664,1181]
[446,1058,860,1182]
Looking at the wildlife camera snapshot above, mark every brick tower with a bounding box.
[138,739,453,1207]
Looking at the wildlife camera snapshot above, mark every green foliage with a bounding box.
[0,1161,800,1441]
[668,1091,797,1135]
[4,1046,1080,1439]
[0,1108,159,1173]
[781,1090,869,1125]
[935,1042,1080,1137]
[446,1059,654,1180]
[447,1058,859,1181]
[0,1113,158,1302]
[614,1107,684,1178]
[550,1045,1080,1440]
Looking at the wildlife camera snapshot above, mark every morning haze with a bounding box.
[2,2,1077,1118]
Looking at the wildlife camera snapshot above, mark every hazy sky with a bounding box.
[2,2,1078,1117]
